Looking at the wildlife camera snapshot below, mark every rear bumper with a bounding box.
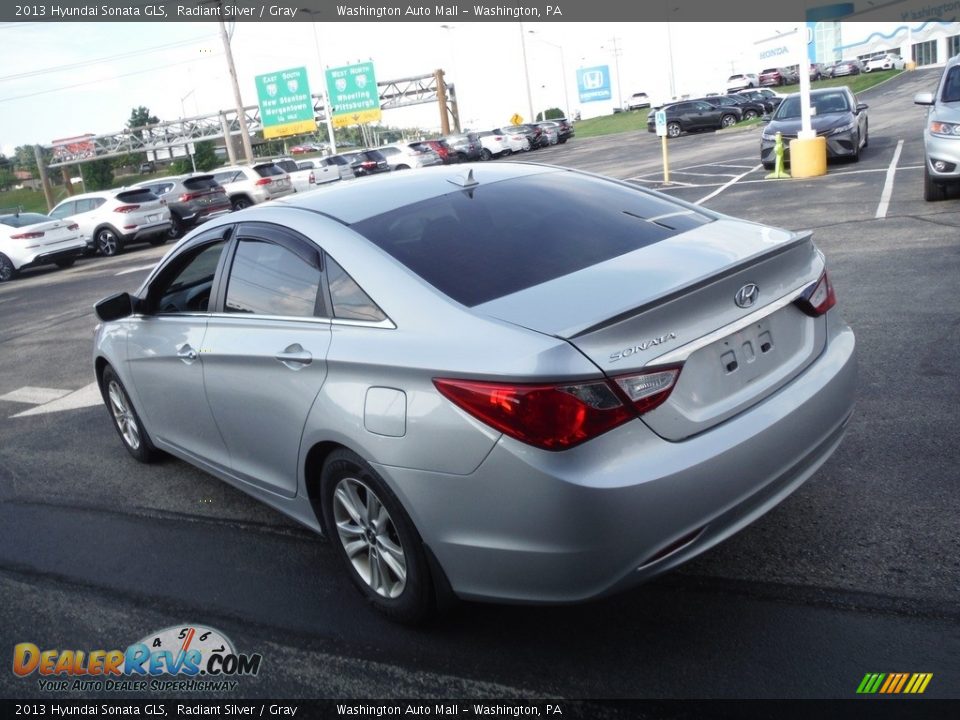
[378,312,856,603]
[19,246,85,270]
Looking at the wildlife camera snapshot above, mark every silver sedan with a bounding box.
[93,163,856,622]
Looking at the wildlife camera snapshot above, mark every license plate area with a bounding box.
[718,321,775,377]
[147,214,159,223]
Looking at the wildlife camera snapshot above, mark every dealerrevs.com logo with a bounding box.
[13,625,263,693]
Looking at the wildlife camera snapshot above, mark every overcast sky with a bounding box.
[0,20,878,155]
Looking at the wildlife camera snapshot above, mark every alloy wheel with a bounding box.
[332,477,407,599]
[667,122,682,138]
[0,254,14,282]
[107,380,141,451]
[97,229,119,256]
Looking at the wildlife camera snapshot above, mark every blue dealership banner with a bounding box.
[577,66,612,103]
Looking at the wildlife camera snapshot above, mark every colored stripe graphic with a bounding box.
[857,673,933,694]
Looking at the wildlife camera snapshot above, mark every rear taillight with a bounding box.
[67,223,79,231]
[10,231,44,239]
[794,271,836,317]
[433,378,633,451]
[113,204,140,213]
[361,161,376,169]
[255,178,272,186]
[308,171,315,184]
[179,192,199,202]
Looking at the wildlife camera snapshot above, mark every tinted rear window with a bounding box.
[0,213,51,228]
[351,172,712,307]
[183,176,220,191]
[115,189,158,203]
[253,164,284,177]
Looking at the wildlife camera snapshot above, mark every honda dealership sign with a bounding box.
[577,65,612,103]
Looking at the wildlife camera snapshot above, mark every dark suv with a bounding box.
[132,174,232,238]
[695,94,765,120]
[341,149,390,177]
[759,67,798,87]
[443,132,483,162]
[553,118,575,143]
[647,100,742,138]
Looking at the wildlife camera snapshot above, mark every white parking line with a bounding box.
[695,164,763,205]
[115,264,157,276]
[875,139,904,219]
[0,386,72,405]
[667,171,738,178]
[707,163,757,169]
[9,382,102,418]
[628,178,698,187]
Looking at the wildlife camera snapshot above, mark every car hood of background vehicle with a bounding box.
[475,218,797,338]
[766,112,854,136]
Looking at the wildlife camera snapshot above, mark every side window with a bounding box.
[152,241,227,314]
[212,171,236,185]
[326,256,387,322]
[74,199,97,213]
[49,202,74,219]
[225,239,321,317]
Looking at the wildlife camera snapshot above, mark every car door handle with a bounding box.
[177,344,198,363]
[275,344,312,370]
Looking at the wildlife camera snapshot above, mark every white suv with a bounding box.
[49,188,172,257]
[211,163,294,210]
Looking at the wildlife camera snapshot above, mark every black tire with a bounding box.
[100,366,162,463]
[167,213,184,239]
[479,148,492,161]
[321,448,435,624]
[231,196,252,211]
[55,258,76,269]
[720,114,737,129]
[558,137,568,144]
[0,253,17,282]
[744,110,758,120]
[95,227,120,257]
[762,162,774,171]
[666,122,682,138]
[395,164,410,170]
[852,131,861,163]
[502,149,513,157]
[924,164,948,202]
[862,121,869,149]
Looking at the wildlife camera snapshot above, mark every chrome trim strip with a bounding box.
[139,313,395,329]
[645,284,808,367]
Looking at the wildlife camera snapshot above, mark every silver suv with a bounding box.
[49,188,171,256]
[210,163,294,210]
[378,143,442,170]
[915,54,960,201]
[131,174,232,238]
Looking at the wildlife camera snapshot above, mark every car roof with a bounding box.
[272,162,560,225]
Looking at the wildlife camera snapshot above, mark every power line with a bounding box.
[0,55,219,103]
[0,34,218,83]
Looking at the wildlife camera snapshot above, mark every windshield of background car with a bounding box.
[942,66,960,102]
[0,213,52,228]
[350,172,713,307]
[775,93,850,119]
[761,68,778,74]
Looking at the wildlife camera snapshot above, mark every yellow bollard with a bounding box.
[765,132,791,179]
[789,136,827,178]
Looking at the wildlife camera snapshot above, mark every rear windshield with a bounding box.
[351,172,712,307]
[253,164,285,177]
[0,212,51,228]
[115,189,158,203]
[183,176,220,190]
[272,160,298,172]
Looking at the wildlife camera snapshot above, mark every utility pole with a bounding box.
[305,10,338,155]
[34,146,53,211]
[218,19,254,163]
[436,70,450,135]
[605,37,624,109]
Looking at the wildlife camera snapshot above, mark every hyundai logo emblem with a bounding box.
[735,283,759,308]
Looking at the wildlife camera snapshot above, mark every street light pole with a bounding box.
[519,22,535,123]
[528,31,571,118]
[603,37,624,109]
[304,9,338,155]
[180,90,197,172]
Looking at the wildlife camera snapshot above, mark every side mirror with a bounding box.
[760,115,771,123]
[913,92,934,106]
[95,292,138,322]
[856,103,869,113]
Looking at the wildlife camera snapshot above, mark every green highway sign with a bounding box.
[254,66,317,139]
[325,62,382,128]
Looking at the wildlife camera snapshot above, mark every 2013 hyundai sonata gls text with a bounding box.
[93,163,856,622]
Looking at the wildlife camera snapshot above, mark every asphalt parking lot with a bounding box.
[1,68,958,702]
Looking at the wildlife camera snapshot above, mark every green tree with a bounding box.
[84,159,114,191]
[193,141,218,171]
[536,107,565,121]
[0,168,14,191]
[125,106,160,167]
